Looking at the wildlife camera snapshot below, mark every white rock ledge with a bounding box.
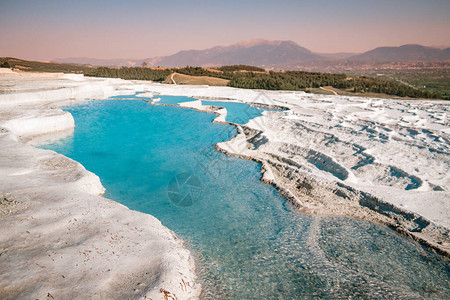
[2,110,74,137]
[0,71,200,299]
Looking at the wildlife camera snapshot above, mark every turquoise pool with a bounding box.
[41,98,450,299]
[113,93,274,124]
[201,100,273,124]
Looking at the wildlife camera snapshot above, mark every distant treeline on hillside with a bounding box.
[228,72,440,99]
[228,71,347,90]
[85,67,172,81]
[85,66,442,99]
[216,65,266,72]
[0,57,89,73]
[335,77,439,99]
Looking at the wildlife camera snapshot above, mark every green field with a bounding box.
[347,68,450,100]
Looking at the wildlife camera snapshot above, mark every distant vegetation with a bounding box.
[1,57,445,99]
[84,67,172,82]
[224,71,441,98]
[0,57,89,73]
[227,71,346,90]
[216,65,266,72]
[335,77,439,99]
[347,68,450,100]
[174,66,231,78]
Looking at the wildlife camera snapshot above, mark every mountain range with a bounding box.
[54,39,450,70]
[349,44,450,62]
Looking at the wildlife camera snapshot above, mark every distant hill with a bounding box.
[52,40,450,70]
[53,39,324,69]
[149,39,322,68]
[349,44,450,62]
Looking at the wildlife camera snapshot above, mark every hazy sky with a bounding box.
[1,0,449,60]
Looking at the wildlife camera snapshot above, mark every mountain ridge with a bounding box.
[53,39,450,69]
[348,44,450,62]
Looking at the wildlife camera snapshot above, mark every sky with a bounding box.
[1,0,449,61]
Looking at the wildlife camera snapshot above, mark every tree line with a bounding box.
[84,67,172,82]
[334,77,440,99]
[227,71,347,90]
[217,65,266,72]
[227,71,441,98]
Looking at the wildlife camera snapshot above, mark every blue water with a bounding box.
[111,93,274,124]
[41,98,450,299]
[201,100,272,124]
[111,93,196,105]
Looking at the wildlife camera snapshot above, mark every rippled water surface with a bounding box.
[41,98,450,299]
